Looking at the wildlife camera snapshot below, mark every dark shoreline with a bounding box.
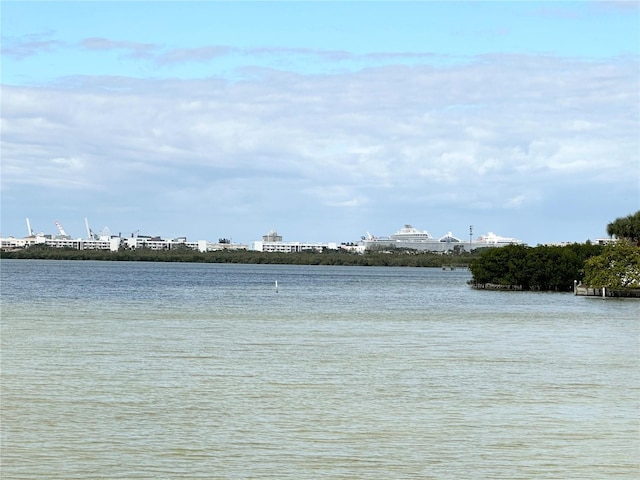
[0,247,475,268]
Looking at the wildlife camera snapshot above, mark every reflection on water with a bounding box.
[1,260,638,479]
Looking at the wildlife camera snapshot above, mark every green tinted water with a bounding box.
[1,260,638,479]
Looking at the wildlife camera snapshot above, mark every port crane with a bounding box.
[54,220,71,239]
[85,217,97,240]
[26,218,35,237]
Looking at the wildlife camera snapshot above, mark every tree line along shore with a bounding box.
[0,244,477,268]
[469,211,639,292]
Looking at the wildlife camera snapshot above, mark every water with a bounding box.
[1,259,638,479]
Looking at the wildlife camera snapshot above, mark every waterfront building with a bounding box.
[0,232,248,253]
[123,236,247,252]
[1,234,121,251]
[198,240,248,252]
[1,236,44,250]
[252,230,338,253]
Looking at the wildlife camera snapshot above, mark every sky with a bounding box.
[1,1,639,246]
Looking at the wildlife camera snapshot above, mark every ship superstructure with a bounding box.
[363,224,522,252]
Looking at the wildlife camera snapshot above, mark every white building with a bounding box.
[1,236,44,250]
[339,243,366,254]
[198,241,248,252]
[0,235,121,251]
[123,236,198,251]
[80,237,122,251]
[124,236,248,252]
[252,230,338,253]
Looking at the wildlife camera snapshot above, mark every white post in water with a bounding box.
[275,280,278,293]
[574,280,577,295]
[602,287,606,299]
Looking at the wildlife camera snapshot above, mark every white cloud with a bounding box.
[1,54,638,244]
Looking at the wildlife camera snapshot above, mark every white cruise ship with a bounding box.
[363,224,522,252]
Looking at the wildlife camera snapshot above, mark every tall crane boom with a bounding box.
[26,218,35,236]
[85,217,96,240]
[55,220,68,237]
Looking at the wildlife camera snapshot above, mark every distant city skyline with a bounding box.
[1,215,614,247]
[1,1,638,246]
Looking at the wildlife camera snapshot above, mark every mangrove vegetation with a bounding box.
[0,243,479,268]
[469,211,640,291]
[468,243,603,291]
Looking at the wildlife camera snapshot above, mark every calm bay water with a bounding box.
[1,259,638,479]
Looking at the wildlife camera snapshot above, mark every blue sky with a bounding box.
[1,1,639,245]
